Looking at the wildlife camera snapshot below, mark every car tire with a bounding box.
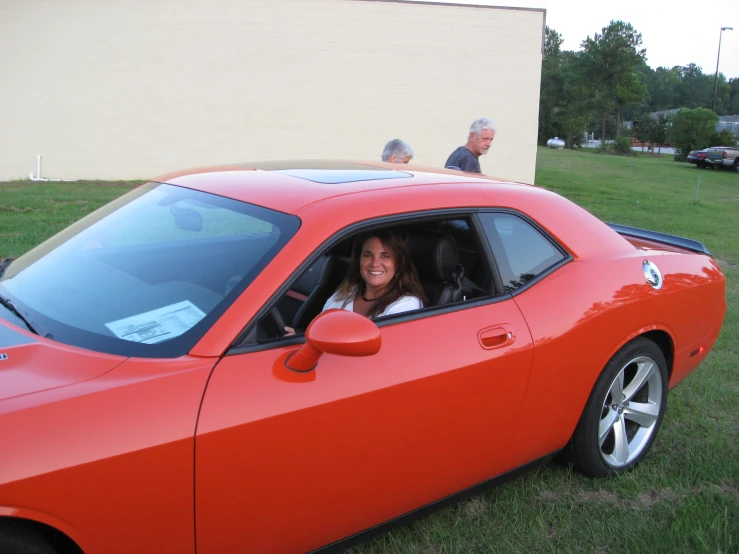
[0,525,57,554]
[567,337,668,477]
[734,159,739,173]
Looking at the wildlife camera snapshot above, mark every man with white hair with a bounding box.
[444,118,496,173]
[381,139,414,164]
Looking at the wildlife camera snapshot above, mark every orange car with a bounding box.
[0,161,726,554]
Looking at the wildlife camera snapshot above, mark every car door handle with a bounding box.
[478,324,515,350]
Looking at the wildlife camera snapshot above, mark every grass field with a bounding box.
[1,150,737,553]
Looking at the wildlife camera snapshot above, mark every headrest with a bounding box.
[292,253,333,295]
[405,232,459,282]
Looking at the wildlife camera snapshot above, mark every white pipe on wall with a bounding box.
[29,155,72,182]
[29,155,50,181]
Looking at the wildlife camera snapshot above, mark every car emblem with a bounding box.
[643,260,663,290]
[0,353,7,361]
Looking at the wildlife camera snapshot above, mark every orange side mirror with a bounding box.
[285,309,381,372]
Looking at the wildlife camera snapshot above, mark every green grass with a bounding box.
[1,151,738,553]
[0,180,141,257]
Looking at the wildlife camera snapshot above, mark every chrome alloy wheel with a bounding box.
[598,355,664,468]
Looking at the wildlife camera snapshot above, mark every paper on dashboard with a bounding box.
[105,300,206,344]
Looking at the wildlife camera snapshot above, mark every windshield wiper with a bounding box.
[0,257,14,279]
[0,293,46,337]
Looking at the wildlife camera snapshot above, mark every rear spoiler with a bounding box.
[607,223,711,256]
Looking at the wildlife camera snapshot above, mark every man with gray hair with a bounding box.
[444,118,496,173]
[381,139,414,164]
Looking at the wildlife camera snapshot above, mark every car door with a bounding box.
[194,296,534,553]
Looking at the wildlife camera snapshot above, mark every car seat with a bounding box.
[405,231,462,306]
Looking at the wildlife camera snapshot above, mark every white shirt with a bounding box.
[322,288,422,317]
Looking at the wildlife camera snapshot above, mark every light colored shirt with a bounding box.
[322,288,422,317]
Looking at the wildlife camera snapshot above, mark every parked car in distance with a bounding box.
[704,146,739,171]
[687,148,710,168]
[0,161,727,554]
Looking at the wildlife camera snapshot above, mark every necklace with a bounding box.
[360,286,385,302]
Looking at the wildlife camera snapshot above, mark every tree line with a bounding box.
[539,21,739,158]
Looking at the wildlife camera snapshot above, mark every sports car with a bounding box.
[0,161,726,554]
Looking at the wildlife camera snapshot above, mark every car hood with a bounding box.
[0,321,126,401]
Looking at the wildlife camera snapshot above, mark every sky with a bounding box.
[406,0,739,79]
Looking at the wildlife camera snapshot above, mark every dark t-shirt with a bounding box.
[445,146,481,173]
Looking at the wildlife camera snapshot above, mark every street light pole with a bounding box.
[712,26,733,113]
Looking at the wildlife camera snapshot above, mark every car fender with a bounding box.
[596,323,675,380]
[0,506,87,552]
[505,250,709,466]
[0,356,214,554]
[554,320,676,435]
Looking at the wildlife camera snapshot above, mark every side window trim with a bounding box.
[476,209,572,296]
[227,208,509,355]
[470,213,507,295]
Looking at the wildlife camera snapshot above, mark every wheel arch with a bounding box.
[557,327,674,466]
[603,326,674,382]
[0,515,84,554]
[639,329,674,379]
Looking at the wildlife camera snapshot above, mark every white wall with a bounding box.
[0,0,544,183]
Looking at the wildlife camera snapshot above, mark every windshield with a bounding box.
[0,183,300,357]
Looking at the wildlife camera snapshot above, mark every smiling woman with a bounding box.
[329,231,426,318]
[282,231,425,335]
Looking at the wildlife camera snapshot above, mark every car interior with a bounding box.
[253,217,498,342]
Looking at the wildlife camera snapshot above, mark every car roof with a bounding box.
[152,160,535,214]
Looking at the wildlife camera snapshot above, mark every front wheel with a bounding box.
[567,337,668,477]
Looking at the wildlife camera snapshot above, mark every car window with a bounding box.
[0,183,300,358]
[478,212,565,292]
[244,216,495,347]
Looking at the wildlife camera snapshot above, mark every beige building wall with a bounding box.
[0,0,544,183]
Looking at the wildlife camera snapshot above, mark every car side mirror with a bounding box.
[285,309,381,372]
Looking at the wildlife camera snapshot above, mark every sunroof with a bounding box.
[244,160,412,184]
[273,168,411,184]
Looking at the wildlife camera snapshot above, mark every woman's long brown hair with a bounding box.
[335,231,427,318]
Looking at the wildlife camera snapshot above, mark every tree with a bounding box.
[643,66,682,111]
[728,78,739,115]
[635,113,670,155]
[674,63,730,113]
[648,114,670,155]
[631,111,652,149]
[640,63,733,115]
[538,27,593,148]
[709,128,738,147]
[631,111,666,153]
[711,74,731,115]
[580,21,648,151]
[557,51,593,148]
[669,108,718,161]
[615,68,649,128]
[543,25,563,59]
[678,63,713,108]
[538,26,565,145]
